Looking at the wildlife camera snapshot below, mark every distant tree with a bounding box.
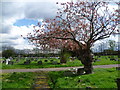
[2,49,16,58]
[25,1,119,74]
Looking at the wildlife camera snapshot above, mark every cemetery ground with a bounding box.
[0,55,120,89]
[48,68,119,88]
[1,67,119,88]
[0,55,120,69]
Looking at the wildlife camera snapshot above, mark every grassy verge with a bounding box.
[48,68,118,88]
[1,56,120,69]
[1,72,35,88]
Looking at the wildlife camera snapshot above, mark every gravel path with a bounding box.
[1,64,120,73]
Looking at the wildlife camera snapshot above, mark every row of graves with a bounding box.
[23,57,60,65]
[2,57,14,65]
[1,55,119,66]
[93,55,120,62]
[1,56,22,65]
[1,56,61,65]
[23,57,76,65]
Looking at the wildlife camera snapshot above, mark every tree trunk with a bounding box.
[83,60,93,74]
[60,55,67,63]
[79,49,94,74]
[60,48,67,64]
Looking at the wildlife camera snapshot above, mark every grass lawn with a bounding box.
[1,72,35,88]
[48,68,119,88]
[1,55,120,69]
[1,68,119,89]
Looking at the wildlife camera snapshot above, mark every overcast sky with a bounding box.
[0,0,119,51]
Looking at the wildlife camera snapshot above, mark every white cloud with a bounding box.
[14,44,36,50]
[1,1,58,50]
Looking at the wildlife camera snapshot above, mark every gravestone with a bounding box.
[119,59,120,62]
[24,60,31,65]
[8,61,14,65]
[16,59,19,62]
[98,56,101,57]
[50,60,53,62]
[77,68,85,75]
[35,59,37,61]
[114,58,118,61]
[44,60,48,62]
[94,59,100,62]
[26,60,31,62]
[6,59,11,65]
[24,61,30,65]
[52,61,58,65]
[86,87,91,89]
[2,60,6,64]
[96,59,100,62]
[116,67,120,70]
[70,57,75,61]
[110,58,117,61]
[38,61,42,65]
[94,59,97,62]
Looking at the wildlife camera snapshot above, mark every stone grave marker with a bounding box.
[2,60,6,64]
[96,59,100,62]
[116,67,120,70]
[24,60,31,65]
[44,60,48,62]
[86,87,91,89]
[37,61,42,65]
[76,68,85,75]
[94,59,100,62]
[115,58,118,61]
[34,59,37,61]
[70,57,75,61]
[16,58,20,62]
[50,60,53,62]
[110,58,117,61]
[6,58,11,65]
[8,61,14,65]
[52,61,58,65]
[24,61,30,65]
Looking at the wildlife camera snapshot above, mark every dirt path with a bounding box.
[32,71,50,89]
[1,64,120,73]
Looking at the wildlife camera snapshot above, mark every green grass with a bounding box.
[1,68,119,88]
[1,55,120,69]
[48,68,119,88]
[1,72,35,88]
[93,56,120,65]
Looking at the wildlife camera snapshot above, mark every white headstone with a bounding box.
[6,59,11,65]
